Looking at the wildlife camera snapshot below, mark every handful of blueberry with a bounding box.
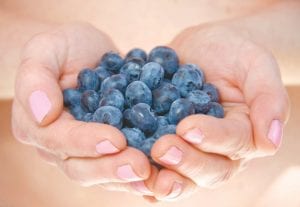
[63,46,224,159]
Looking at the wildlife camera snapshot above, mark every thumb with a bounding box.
[243,51,290,156]
[15,33,67,126]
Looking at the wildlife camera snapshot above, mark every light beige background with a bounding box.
[0,0,300,206]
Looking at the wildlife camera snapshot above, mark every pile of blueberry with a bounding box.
[63,46,224,159]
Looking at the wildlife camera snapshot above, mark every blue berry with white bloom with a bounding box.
[121,128,146,148]
[120,62,143,83]
[99,89,125,111]
[81,90,100,112]
[206,102,224,118]
[77,69,100,91]
[125,81,152,107]
[202,83,220,102]
[168,98,195,124]
[100,52,124,73]
[93,106,123,129]
[187,90,211,113]
[148,46,179,78]
[140,62,164,90]
[63,88,82,107]
[152,82,180,115]
[100,74,128,94]
[129,103,158,135]
[172,67,203,97]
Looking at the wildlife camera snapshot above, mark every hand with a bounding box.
[147,24,290,201]
[11,23,154,193]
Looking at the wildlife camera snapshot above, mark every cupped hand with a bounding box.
[148,24,290,201]
[11,23,153,193]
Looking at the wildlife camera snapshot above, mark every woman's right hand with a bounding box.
[11,23,155,194]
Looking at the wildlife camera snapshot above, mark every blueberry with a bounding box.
[100,51,124,73]
[121,127,146,148]
[153,124,176,139]
[82,113,93,122]
[125,81,152,107]
[125,48,147,62]
[206,102,224,118]
[63,88,81,107]
[129,103,158,135]
[95,66,112,82]
[181,64,205,83]
[99,89,125,111]
[140,138,156,157]
[100,74,128,94]
[120,62,142,83]
[77,69,100,91]
[81,90,100,112]
[157,116,169,127]
[140,62,164,90]
[148,46,179,78]
[69,105,86,121]
[125,57,145,67]
[92,106,123,129]
[168,98,195,124]
[123,108,133,127]
[172,67,203,97]
[152,82,180,115]
[202,83,220,102]
[187,90,211,113]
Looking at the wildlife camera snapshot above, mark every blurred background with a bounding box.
[0,0,299,206]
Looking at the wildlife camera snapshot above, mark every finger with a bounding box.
[176,108,255,160]
[36,148,57,166]
[100,166,158,197]
[240,50,290,156]
[12,99,127,158]
[153,169,196,201]
[56,147,151,186]
[151,135,240,187]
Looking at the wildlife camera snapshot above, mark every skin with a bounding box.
[1,0,299,203]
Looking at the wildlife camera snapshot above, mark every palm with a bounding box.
[28,23,117,90]
[170,25,284,159]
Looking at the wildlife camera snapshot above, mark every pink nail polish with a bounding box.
[96,140,119,155]
[159,146,183,165]
[165,182,182,199]
[183,128,204,144]
[267,120,283,147]
[29,90,51,123]
[131,181,153,195]
[117,164,141,181]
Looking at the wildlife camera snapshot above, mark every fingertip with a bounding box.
[29,89,63,126]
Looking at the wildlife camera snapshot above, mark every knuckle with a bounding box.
[39,137,58,152]
[206,163,236,187]
[61,160,85,184]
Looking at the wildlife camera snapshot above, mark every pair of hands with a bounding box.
[12,22,290,201]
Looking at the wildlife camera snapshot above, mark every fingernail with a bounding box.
[267,120,283,147]
[131,181,153,195]
[29,90,51,123]
[159,146,183,165]
[117,164,141,181]
[96,140,119,155]
[165,182,182,199]
[183,128,204,144]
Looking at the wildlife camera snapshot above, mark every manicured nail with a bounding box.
[131,181,153,195]
[267,120,283,147]
[117,164,141,181]
[183,128,204,144]
[159,146,183,165]
[96,140,119,155]
[165,182,182,199]
[29,90,51,123]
